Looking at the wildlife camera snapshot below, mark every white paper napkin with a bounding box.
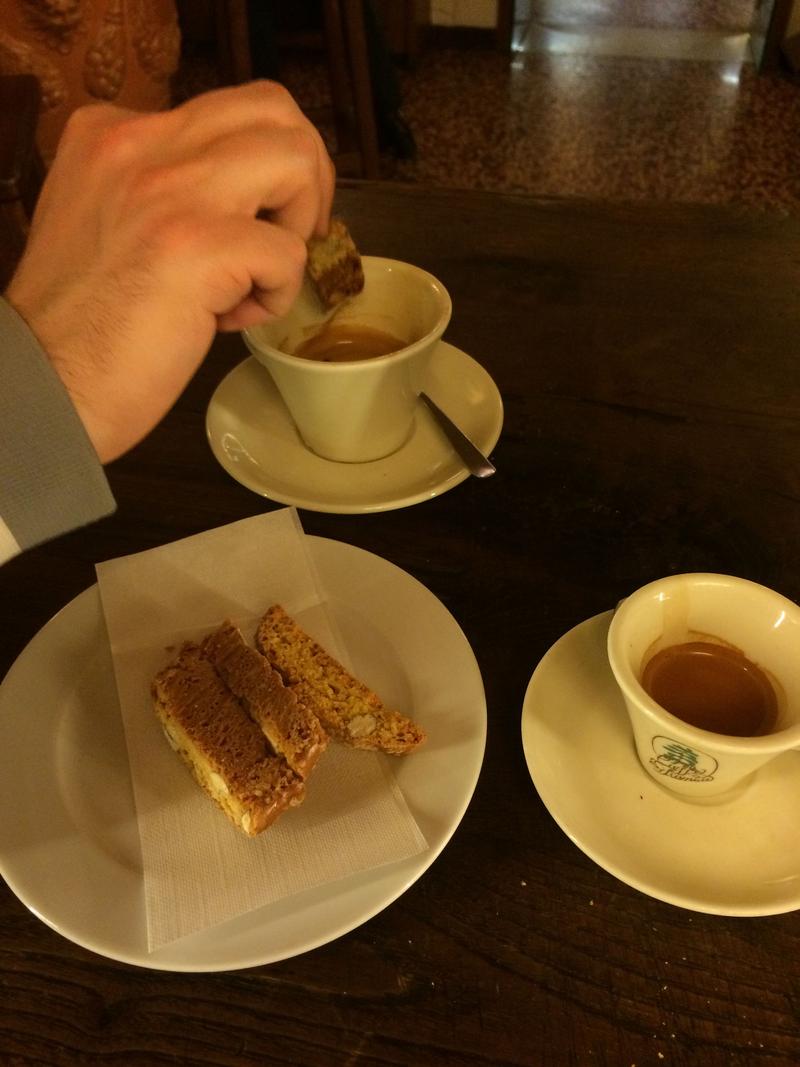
[95,508,428,951]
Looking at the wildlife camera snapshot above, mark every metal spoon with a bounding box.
[419,392,496,479]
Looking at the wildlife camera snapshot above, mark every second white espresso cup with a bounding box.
[243,257,451,463]
[607,573,800,799]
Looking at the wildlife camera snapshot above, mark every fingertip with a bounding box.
[216,299,274,332]
[216,279,301,331]
[253,282,300,321]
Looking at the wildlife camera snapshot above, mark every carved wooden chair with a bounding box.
[0,73,43,290]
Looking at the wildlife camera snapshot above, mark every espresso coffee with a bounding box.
[641,640,777,737]
[293,323,406,363]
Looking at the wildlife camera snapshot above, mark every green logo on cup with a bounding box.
[650,736,718,782]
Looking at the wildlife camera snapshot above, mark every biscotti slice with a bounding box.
[201,620,328,778]
[306,218,365,308]
[255,605,426,755]
[152,643,305,836]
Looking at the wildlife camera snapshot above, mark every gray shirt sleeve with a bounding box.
[0,296,116,562]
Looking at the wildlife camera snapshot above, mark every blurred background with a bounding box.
[2,0,800,291]
[173,0,800,211]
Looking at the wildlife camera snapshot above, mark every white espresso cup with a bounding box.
[607,573,800,799]
[243,257,451,463]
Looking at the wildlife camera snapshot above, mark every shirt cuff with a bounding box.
[0,296,116,562]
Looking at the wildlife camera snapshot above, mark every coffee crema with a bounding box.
[293,323,406,363]
[641,640,777,737]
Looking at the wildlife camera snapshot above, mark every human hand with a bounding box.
[5,80,335,463]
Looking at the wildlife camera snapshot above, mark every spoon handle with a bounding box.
[419,392,496,479]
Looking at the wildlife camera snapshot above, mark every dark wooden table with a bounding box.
[3,181,800,1066]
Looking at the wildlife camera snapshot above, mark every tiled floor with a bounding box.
[512,0,754,58]
[381,1,800,210]
[384,46,800,210]
[178,1,800,212]
[512,0,757,35]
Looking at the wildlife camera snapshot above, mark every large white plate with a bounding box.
[205,341,503,513]
[521,611,800,916]
[0,537,486,970]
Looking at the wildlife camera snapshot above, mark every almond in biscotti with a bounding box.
[255,604,426,755]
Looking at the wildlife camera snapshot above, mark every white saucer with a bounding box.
[206,341,503,513]
[521,611,800,916]
[0,537,486,970]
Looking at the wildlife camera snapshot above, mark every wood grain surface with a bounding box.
[2,181,800,1066]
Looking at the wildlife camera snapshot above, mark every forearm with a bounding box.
[0,297,115,563]
[0,80,333,564]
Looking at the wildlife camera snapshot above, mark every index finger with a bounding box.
[174,81,335,230]
[255,122,335,238]
[180,123,334,240]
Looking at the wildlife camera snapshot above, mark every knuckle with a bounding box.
[117,150,200,218]
[124,209,203,269]
[149,213,203,258]
[71,110,152,177]
[263,285,299,320]
[61,101,112,138]
[251,80,318,145]
[251,78,297,116]
[291,124,320,162]
[125,161,178,207]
